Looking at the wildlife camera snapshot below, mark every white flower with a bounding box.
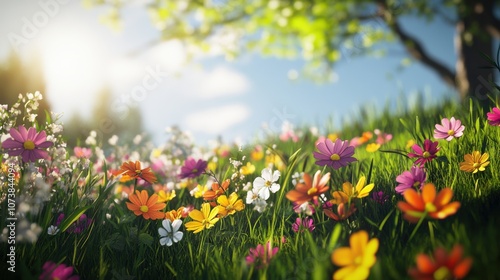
[47,225,59,235]
[108,135,119,146]
[159,219,183,246]
[252,198,268,213]
[253,168,281,200]
[246,188,260,204]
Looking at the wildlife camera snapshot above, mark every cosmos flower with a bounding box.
[216,192,245,217]
[459,151,489,174]
[178,157,208,179]
[126,190,166,220]
[324,202,357,221]
[2,126,53,162]
[330,176,374,205]
[395,166,427,194]
[39,261,79,280]
[408,245,472,280]
[433,117,465,141]
[185,203,219,233]
[115,161,157,184]
[292,217,315,233]
[245,241,279,269]
[408,139,439,166]
[486,107,500,126]
[313,138,357,169]
[286,170,330,205]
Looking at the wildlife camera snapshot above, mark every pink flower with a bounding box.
[39,261,79,280]
[2,126,53,162]
[245,241,279,269]
[371,191,389,204]
[433,117,465,141]
[292,217,315,233]
[73,147,92,159]
[313,138,357,169]
[374,129,393,145]
[395,166,427,194]
[178,157,207,179]
[487,107,500,126]
[408,139,439,166]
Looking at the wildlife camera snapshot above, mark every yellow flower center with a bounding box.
[307,187,318,196]
[265,181,272,187]
[23,140,35,150]
[330,154,340,161]
[192,168,198,174]
[140,205,149,213]
[472,163,480,169]
[447,129,455,136]
[423,151,431,158]
[135,170,142,175]
[226,205,234,211]
[353,256,362,265]
[425,202,436,213]
[433,266,451,280]
[413,181,421,188]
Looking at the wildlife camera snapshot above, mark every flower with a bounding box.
[292,217,315,233]
[178,157,207,179]
[459,151,489,173]
[408,139,439,166]
[156,189,176,203]
[313,138,357,169]
[408,245,472,280]
[286,170,330,205]
[185,203,220,233]
[158,219,183,246]
[371,191,389,204]
[374,129,393,145]
[203,179,230,205]
[331,176,374,204]
[324,202,357,221]
[365,143,380,152]
[487,107,500,126]
[397,183,461,223]
[126,190,166,220]
[115,161,157,184]
[67,214,92,234]
[39,261,79,280]
[253,167,281,200]
[395,166,427,194]
[47,225,59,236]
[245,241,279,269]
[433,117,465,141]
[240,162,256,175]
[216,192,245,217]
[73,147,92,159]
[1,126,53,162]
[165,207,185,221]
[331,230,379,280]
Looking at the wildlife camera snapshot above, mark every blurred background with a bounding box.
[0,0,498,147]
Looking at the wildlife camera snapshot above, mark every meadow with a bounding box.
[1,90,500,280]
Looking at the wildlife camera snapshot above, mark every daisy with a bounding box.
[1,126,53,162]
[433,117,465,141]
[313,138,357,169]
[253,167,281,200]
[459,151,489,173]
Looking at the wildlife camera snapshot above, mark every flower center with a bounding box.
[265,181,272,187]
[140,205,149,213]
[23,140,35,150]
[307,187,318,196]
[226,205,234,211]
[412,181,421,188]
[423,151,431,158]
[433,266,451,280]
[135,170,142,175]
[330,154,340,161]
[425,202,436,213]
[192,168,198,174]
[447,129,455,136]
[472,163,480,169]
[353,256,362,265]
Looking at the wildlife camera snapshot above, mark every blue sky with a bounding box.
[0,1,458,145]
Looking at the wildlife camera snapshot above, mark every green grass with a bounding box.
[1,95,500,280]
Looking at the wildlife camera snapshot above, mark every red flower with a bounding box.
[408,245,472,280]
[408,139,439,166]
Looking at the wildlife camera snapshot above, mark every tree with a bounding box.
[86,0,499,109]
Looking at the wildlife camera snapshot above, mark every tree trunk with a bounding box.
[455,1,497,111]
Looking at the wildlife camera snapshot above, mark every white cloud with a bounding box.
[183,104,251,134]
[198,66,250,98]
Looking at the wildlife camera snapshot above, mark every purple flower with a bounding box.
[292,217,315,233]
[408,139,439,166]
[55,213,92,234]
[2,126,53,162]
[178,157,207,179]
[39,261,79,280]
[487,107,500,126]
[313,138,357,169]
[395,166,427,194]
[245,241,279,269]
[433,117,465,141]
[371,191,389,204]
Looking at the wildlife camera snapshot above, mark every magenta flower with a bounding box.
[292,217,315,233]
[433,117,465,141]
[56,213,92,234]
[374,129,393,145]
[395,166,427,194]
[2,126,53,162]
[245,241,279,269]
[487,107,500,126]
[408,139,439,166]
[313,138,357,169]
[371,191,389,204]
[178,157,207,179]
[39,261,79,280]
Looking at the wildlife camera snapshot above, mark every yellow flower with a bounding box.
[165,207,185,222]
[157,189,176,203]
[328,133,338,142]
[331,230,379,280]
[240,162,256,175]
[459,151,489,174]
[207,161,217,172]
[251,145,264,161]
[406,139,416,149]
[185,203,220,233]
[216,192,245,217]
[331,176,374,205]
[365,143,380,153]
[265,153,285,171]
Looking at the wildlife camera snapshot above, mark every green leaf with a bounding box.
[138,232,154,248]
[59,206,92,233]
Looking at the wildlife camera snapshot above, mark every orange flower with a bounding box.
[324,202,356,221]
[115,161,157,184]
[397,183,460,223]
[165,207,185,222]
[408,245,472,280]
[286,171,330,205]
[459,151,489,173]
[203,179,230,206]
[126,190,166,220]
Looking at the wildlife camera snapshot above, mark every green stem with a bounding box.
[409,211,427,241]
